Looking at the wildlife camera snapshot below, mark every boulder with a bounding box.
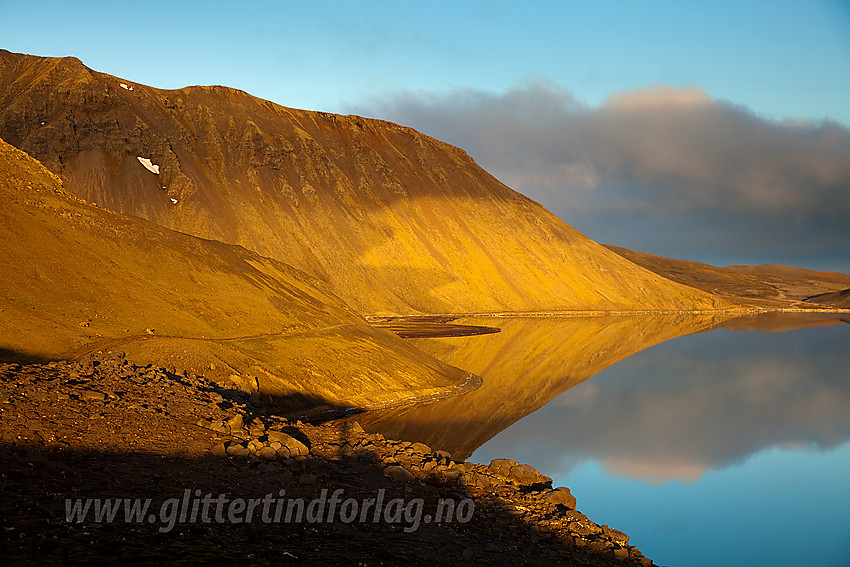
[543,487,577,510]
[226,413,244,431]
[266,430,290,444]
[487,459,552,488]
[508,464,549,486]
[283,436,309,457]
[409,442,432,455]
[383,465,416,482]
[602,525,629,546]
[487,458,518,478]
[257,446,278,460]
[225,443,250,457]
[441,468,461,482]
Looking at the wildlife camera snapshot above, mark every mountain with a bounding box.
[605,245,850,310]
[0,50,730,316]
[0,136,476,413]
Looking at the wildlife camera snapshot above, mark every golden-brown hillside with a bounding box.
[0,136,476,413]
[0,50,730,315]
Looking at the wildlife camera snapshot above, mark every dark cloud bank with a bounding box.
[352,82,850,272]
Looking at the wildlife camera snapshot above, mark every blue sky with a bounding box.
[3,0,848,123]
[2,0,849,270]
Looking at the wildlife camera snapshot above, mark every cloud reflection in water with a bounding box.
[473,318,850,483]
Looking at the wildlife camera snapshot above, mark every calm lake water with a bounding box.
[469,314,850,567]
[355,313,850,566]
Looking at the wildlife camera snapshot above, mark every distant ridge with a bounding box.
[804,288,850,309]
[0,50,730,315]
[605,245,850,309]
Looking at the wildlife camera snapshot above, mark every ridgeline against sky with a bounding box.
[2,1,847,272]
[0,50,731,316]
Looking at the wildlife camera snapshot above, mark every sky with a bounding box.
[2,0,849,271]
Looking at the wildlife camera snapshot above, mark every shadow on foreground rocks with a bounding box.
[0,355,654,566]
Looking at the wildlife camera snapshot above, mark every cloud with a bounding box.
[351,81,850,270]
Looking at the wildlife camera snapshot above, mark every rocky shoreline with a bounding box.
[1,353,654,566]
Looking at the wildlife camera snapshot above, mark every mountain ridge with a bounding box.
[0,49,733,316]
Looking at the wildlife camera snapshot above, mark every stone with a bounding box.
[211,443,227,456]
[434,449,452,462]
[257,446,278,460]
[564,510,589,523]
[226,443,250,457]
[470,473,497,489]
[487,458,518,478]
[383,465,416,482]
[441,468,461,482]
[409,442,431,455]
[81,390,106,401]
[507,463,551,487]
[283,436,309,457]
[543,487,577,510]
[266,430,290,444]
[226,413,244,431]
[587,540,610,554]
[602,525,629,546]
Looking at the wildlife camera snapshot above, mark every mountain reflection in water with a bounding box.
[472,313,850,482]
[351,313,736,460]
[464,312,850,567]
[353,313,849,483]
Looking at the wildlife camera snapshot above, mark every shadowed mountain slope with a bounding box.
[0,136,476,413]
[605,245,850,310]
[0,50,729,315]
[804,288,850,309]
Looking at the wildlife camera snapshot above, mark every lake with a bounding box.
[356,312,850,566]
